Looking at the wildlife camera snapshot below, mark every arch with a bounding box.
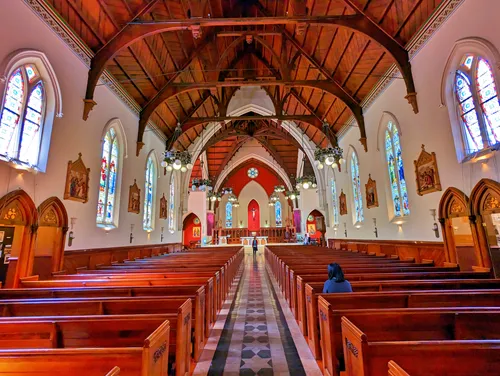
[0,49,63,172]
[0,189,37,287]
[36,197,68,277]
[182,212,201,248]
[438,188,471,266]
[469,178,500,271]
[143,150,158,231]
[376,112,403,152]
[441,37,500,162]
[306,209,326,245]
[97,118,126,229]
[248,199,260,231]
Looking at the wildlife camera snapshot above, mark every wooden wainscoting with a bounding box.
[328,239,446,266]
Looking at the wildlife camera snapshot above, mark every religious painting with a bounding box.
[307,223,316,235]
[193,226,201,238]
[365,174,379,209]
[339,189,348,216]
[64,153,90,203]
[159,194,167,219]
[414,145,442,196]
[193,217,200,225]
[128,179,141,214]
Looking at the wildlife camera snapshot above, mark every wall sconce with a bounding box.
[373,218,378,238]
[344,222,347,238]
[130,223,135,244]
[333,225,338,231]
[160,227,164,242]
[430,209,439,238]
[68,217,77,247]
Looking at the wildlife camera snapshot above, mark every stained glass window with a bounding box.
[143,155,157,231]
[168,175,175,232]
[331,178,339,225]
[0,64,45,166]
[275,201,282,227]
[225,202,233,228]
[454,55,500,157]
[385,121,410,218]
[350,152,364,224]
[96,127,120,227]
[247,168,258,178]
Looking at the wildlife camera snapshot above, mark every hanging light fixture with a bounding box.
[191,178,213,192]
[270,191,280,202]
[314,121,344,171]
[274,185,285,193]
[233,201,240,208]
[286,190,301,200]
[296,175,316,190]
[161,122,193,172]
[207,191,222,202]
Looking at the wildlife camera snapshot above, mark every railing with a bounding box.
[213,227,296,244]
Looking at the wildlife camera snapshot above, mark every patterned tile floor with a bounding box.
[193,248,322,376]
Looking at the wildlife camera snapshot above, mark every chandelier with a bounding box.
[228,192,238,203]
[233,201,240,208]
[314,146,344,170]
[207,191,222,202]
[286,190,301,200]
[191,178,212,192]
[161,150,193,172]
[296,176,317,190]
[270,191,280,202]
[268,201,275,207]
[274,185,285,193]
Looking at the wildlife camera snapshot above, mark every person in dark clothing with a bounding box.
[252,237,258,253]
[322,263,353,293]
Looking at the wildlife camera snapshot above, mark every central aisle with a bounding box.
[193,248,323,376]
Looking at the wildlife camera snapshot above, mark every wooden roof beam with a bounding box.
[339,0,418,114]
[213,137,250,178]
[255,136,294,177]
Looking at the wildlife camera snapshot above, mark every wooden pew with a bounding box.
[105,367,120,376]
[318,291,500,376]
[304,279,500,360]
[0,318,170,376]
[388,361,409,376]
[342,316,500,376]
[0,296,205,362]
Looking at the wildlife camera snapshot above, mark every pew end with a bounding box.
[388,361,410,376]
[105,366,120,376]
[143,319,171,376]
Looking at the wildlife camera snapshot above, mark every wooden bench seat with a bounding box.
[318,291,500,376]
[0,319,170,376]
[342,316,500,376]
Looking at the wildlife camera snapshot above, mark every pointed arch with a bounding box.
[143,150,158,231]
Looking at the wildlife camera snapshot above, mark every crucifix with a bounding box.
[251,208,256,221]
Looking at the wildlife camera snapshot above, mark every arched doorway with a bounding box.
[306,209,325,246]
[35,197,68,279]
[0,189,37,287]
[469,178,500,275]
[248,199,260,232]
[183,213,202,248]
[438,188,473,269]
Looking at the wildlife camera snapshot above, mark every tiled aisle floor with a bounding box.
[193,249,323,376]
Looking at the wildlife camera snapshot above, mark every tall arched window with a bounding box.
[350,152,364,224]
[143,154,157,231]
[168,175,175,233]
[385,121,410,217]
[97,127,120,227]
[225,202,233,228]
[331,178,339,225]
[275,201,282,227]
[454,55,500,158]
[0,64,45,167]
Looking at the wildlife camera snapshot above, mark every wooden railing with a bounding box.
[214,227,296,244]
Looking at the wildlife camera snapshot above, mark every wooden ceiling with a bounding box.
[47,0,444,181]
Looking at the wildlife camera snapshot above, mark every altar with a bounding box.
[241,236,268,246]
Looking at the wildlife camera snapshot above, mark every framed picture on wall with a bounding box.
[128,179,141,214]
[64,153,90,203]
[414,144,442,196]
[307,224,316,234]
[159,194,167,219]
[193,226,201,238]
[365,174,379,209]
[339,189,348,216]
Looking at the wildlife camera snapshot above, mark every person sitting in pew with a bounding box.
[322,263,352,293]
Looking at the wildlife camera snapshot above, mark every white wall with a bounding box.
[0,1,182,249]
[327,0,500,242]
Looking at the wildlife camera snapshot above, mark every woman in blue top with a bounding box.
[322,263,353,293]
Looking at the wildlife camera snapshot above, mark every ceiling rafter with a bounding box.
[254,136,294,178]
[213,136,250,178]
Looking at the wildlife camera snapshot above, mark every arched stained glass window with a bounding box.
[385,121,410,217]
[331,178,339,225]
[0,64,46,166]
[454,55,500,157]
[143,154,157,231]
[225,202,233,228]
[97,127,120,227]
[350,152,364,224]
[275,201,282,227]
[168,175,175,233]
